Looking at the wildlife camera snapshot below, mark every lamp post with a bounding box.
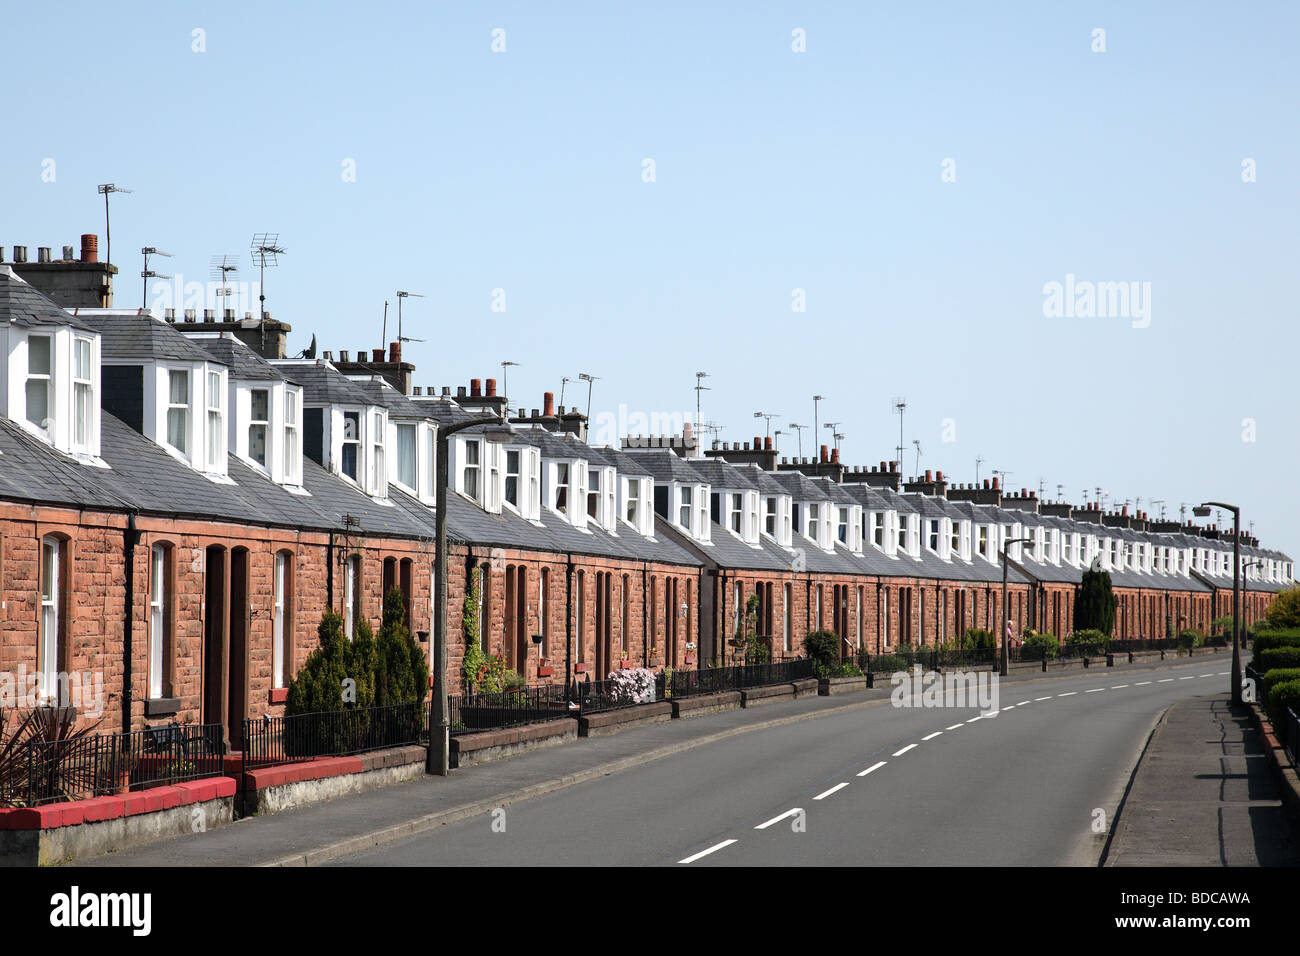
[1000,537,1034,677]
[1194,501,1242,704]
[428,414,513,775]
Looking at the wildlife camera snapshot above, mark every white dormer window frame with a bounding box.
[206,369,225,470]
[248,387,271,469]
[166,367,191,456]
[369,409,386,495]
[284,388,301,485]
[72,336,93,452]
[461,438,481,502]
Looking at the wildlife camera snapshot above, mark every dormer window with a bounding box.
[166,369,190,454]
[626,478,640,525]
[555,463,570,514]
[679,485,693,530]
[249,389,270,466]
[505,449,521,508]
[588,470,601,520]
[342,411,361,481]
[837,507,850,545]
[463,440,481,499]
[73,338,93,449]
[285,391,300,482]
[764,498,778,536]
[978,526,990,559]
[25,334,52,430]
[370,411,385,490]
[729,494,744,534]
[805,503,819,540]
[950,523,960,553]
[396,423,417,489]
[206,370,224,468]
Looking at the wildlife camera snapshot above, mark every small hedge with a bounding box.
[803,629,841,670]
[1259,668,1300,706]
[1266,679,1300,745]
[1257,647,1300,673]
[1022,631,1059,659]
[1252,628,1300,658]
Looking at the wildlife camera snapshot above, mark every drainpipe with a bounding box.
[121,511,139,733]
[327,531,335,609]
[641,562,649,668]
[564,555,575,699]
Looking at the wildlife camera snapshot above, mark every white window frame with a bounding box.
[273,552,287,689]
[26,334,53,432]
[206,369,224,469]
[72,336,93,451]
[39,536,60,705]
[166,368,190,455]
[149,544,166,699]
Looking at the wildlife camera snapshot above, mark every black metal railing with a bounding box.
[242,701,427,774]
[1,722,225,807]
[448,684,570,734]
[573,659,816,714]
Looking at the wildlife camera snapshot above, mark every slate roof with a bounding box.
[350,379,432,421]
[274,361,373,406]
[689,458,759,490]
[622,449,710,484]
[81,313,220,364]
[190,335,287,383]
[0,267,96,332]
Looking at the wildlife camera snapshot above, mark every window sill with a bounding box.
[269,687,288,705]
[144,697,180,718]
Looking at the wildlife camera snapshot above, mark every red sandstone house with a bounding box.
[0,239,1292,752]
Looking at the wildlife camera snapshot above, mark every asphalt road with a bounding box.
[329,661,1233,867]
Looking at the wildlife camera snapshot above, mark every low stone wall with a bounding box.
[818,676,868,696]
[670,691,742,718]
[0,778,237,866]
[740,683,795,707]
[450,719,578,768]
[241,745,427,816]
[578,702,673,737]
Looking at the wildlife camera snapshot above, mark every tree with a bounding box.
[286,610,375,716]
[374,586,428,707]
[1265,585,1300,629]
[1074,568,1116,637]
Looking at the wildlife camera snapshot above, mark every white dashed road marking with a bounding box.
[922,731,943,740]
[945,723,964,730]
[1086,688,1105,693]
[893,744,917,756]
[1035,696,1052,701]
[680,839,737,864]
[858,761,887,777]
[1059,692,1077,697]
[755,809,802,830]
[1136,681,1152,686]
[815,783,849,800]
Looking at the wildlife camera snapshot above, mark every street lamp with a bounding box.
[1000,537,1034,677]
[1194,501,1243,704]
[428,414,514,775]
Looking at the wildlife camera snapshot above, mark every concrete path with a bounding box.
[1104,696,1300,866]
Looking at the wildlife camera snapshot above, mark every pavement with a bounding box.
[1103,696,1300,866]
[80,652,1250,868]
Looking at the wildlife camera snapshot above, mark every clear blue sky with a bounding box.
[7,1,1298,553]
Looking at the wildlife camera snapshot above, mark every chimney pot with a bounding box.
[13,246,27,263]
[880,460,887,471]
[80,234,98,263]
[61,245,74,261]
[820,444,829,463]
[925,469,933,482]
[413,386,423,396]
[530,408,539,418]
[323,350,334,360]
[764,436,772,450]
[340,350,350,362]
[543,392,555,417]
[442,387,451,396]
[1122,505,1128,516]
[457,386,467,398]
[470,378,481,398]
[992,476,1000,490]
[203,309,215,320]
[486,378,497,397]
[372,348,384,363]
[164,308,175,322]
[389,341,402,363]
[183,308,196,322]
[37,247,51,263]
[831,447,839,463]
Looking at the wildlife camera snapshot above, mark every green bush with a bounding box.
[1212,616,1237,638]
[1066,628,1108,647]
[287,594,428,718]
[1258,647,1300,673]
[1258,668,1300,705]
[1177,628,1205,650]
[1252,628,1300,659]
[1264,585,1300,629]
[962,628,994,650]
[1074,568,1116,636]
[287,611,377,716]
[815,660,862,680]
[374,587,428,707]
[803,629,841,670]
[1266,679,1300,744]
[1023,631,1059,659]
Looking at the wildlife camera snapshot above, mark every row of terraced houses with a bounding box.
[0,234,1291,749]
